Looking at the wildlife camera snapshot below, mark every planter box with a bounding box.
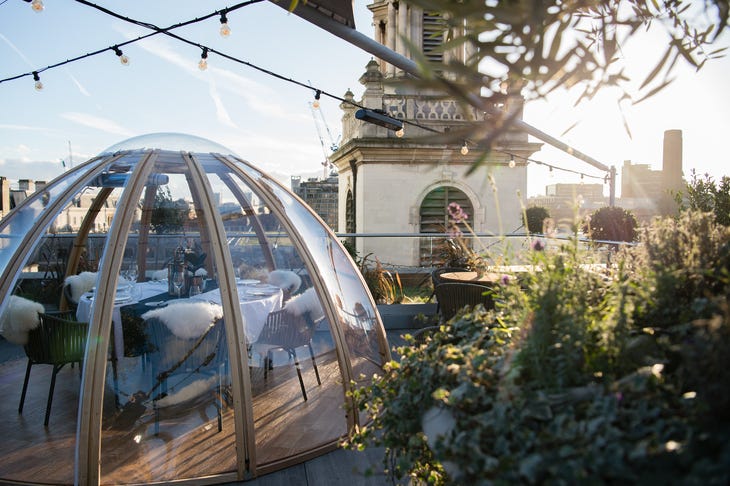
[377,303,437,330]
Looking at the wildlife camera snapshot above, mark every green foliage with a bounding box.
[358,253,404,305]
[348,212,730,484]
[523,206,550,234]
[401,0,728,148]
[676,169,730,226]
[150,186,187,234]
[585,206,638,242]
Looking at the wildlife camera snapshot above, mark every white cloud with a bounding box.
[130,35,304,123]
[0,124,45,131]
[208,75,237,128]
[61,112,134,137]
[64,67,91,97]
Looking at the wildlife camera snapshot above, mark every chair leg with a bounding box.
[18,360,33,415]
[291,349,307,401]
[307,343,321,386]
[45,364,65,427]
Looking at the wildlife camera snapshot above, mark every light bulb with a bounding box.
[32,72,43,91]
[460,143,469,155]
[219,12,231,37]
[508,156,516,168]
[313,90,321,109]
[395,127,404,138]
[31,0,43,12]
[198,47,209,71]
[113,46,130,66]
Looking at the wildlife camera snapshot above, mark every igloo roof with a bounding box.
[0,134,388,485]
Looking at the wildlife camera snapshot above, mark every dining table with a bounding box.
[76,279,282,358]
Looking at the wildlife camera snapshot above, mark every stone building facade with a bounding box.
[329,0,541,267]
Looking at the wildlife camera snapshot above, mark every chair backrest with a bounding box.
[25,312,88,365]
[434,282,494,321]
[256,309,315,350]
[145,317,224,374]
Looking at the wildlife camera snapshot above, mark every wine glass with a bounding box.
[127,263,138,283]
[172,270,185,298]
[189,280,202,297]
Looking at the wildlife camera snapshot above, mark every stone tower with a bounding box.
[330,0,541,267]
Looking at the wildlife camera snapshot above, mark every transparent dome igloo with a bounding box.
[0,133,389,485]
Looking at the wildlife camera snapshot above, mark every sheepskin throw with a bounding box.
[267,270,302,294]
[0,295,44,345]
[283,287,325,322]
[141,301,223,339]
[65,271,98,303]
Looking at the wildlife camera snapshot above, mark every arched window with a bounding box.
[419,186,473,267]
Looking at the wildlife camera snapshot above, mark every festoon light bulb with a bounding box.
[508,155,516,168]
[460,142,469,155]
[219,12,231,37]
[395,127,404,138]
[32,71,43,91]
[31,0,44,12]
[312,90,321,109]
[113,46,130,66]
[198,47,209,71]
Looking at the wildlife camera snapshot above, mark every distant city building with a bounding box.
[291,173,339,231]
[1,177,47,220]
[528,183,607,228]
[529,130,685,225]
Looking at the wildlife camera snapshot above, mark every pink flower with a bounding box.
[500,274,510,285]
[531,239,545,251]
[448,202,468,222]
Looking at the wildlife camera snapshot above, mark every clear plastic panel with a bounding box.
[99,155,235,483]
[219,165,347,466]
[251,171,386,379]
[0,161,121,484]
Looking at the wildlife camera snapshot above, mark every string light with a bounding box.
[31,0,44,12]
[312,90,321,109]
[460,141,469,155]
[395,127,404,138]
[219,11,231,37]
[508,155,516,168]
[198,47,208,71]
[113,46,130,66]
[32,71,42,91]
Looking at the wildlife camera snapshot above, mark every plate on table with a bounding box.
[245,288,277,297]
[115,293,133,304]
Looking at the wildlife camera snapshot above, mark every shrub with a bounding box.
[584,206,638,242]
[347,212,730,484]
[523,206,550,234]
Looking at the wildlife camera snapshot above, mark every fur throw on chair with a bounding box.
[0,295,44,345]
[142,301,223,340]
[283,287,325,322]
[267,270,302,295]
[64,271,98,303]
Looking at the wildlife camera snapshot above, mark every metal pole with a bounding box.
[285,3,613,178]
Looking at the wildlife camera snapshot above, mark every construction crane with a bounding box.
[309,102,341,179]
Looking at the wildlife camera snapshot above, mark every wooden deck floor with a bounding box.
[0,331,402,485]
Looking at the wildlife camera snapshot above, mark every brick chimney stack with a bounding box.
[662,129,683,193]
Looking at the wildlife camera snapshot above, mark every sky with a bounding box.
[1,0,728,197]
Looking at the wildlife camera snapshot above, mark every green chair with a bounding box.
[18,311,88,426]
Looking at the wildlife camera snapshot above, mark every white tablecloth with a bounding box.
[76,280,282,356]
[192,283,282,343]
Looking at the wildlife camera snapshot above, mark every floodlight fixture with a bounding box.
[355,109,403,132]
